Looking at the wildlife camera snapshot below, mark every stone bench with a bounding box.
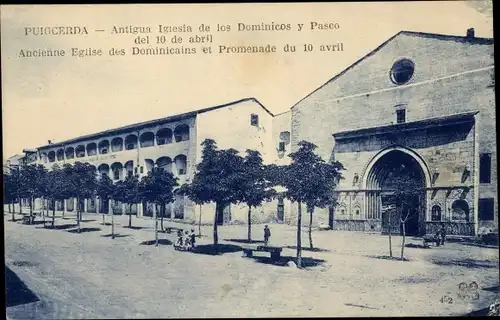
[243,246,282,260]
[22,214,36,225]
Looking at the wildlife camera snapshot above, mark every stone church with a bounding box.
[288,29,496,236]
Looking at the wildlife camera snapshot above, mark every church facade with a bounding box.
[288,29,496,236]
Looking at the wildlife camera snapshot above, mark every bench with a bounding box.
[423,235,441,247]
[22,214,36,225]
[243,246,282,260]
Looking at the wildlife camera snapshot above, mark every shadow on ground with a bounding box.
[79,219,97,223]
[140,239,173,246]
[191,244,243,255]
[36,224,78,230]
[284,245,331,252]
[5,265,40,307]
[247,255,326,268]
[431,258,498,269]
[101,234,129,238]
[100,222,113,226]
[482,285,500,293]
[123,226,147,230]
[67,227,102,233]
[457,242,499,249]
[225,238,265,244]
[405,243,432,249]
[366,255,410,262]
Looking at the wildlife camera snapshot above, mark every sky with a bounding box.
[1,1,493,159]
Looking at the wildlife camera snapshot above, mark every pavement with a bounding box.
[4,209,500,318]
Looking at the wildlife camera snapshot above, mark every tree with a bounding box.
[19,164,48,217]
[140,167,178,246]
[240,150,276,243]
[63,162,98,233]
[4,173,16,219]
[44,164,69,227]
[185,139,245,249]
[282,141,344,267]
[113,174,142,228]
[178,181,205,238]
[96,175,115,225]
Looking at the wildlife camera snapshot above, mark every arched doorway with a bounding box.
[365,148,428,236]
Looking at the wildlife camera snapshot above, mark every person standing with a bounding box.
[264,225,271,246]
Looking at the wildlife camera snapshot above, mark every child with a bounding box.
[176,229,184,247]
[190,229,196,248]
[264,225,271,246]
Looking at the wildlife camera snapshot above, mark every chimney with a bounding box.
[466,28,475,38]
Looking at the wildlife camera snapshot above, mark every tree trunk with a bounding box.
[52,201,56,227]
[297,202,303,268]
[198,204,202,237]
[77,197,81,233]
[154,203,158,247]
[18,197,22,214]
[111,209,115,239]
[62,200,65,219]
[160,207,164,231]
[308,207,314,250]
[388,209,393,257]
[400,220,406,260]
[11,202,15,222]
[128,204,132,228]
[29,196,33,215]
[213,202,220,248]
[247,206,252,243]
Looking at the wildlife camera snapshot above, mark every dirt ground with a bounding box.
[4,210,499,318]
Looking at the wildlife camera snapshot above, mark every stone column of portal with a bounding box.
[137,202,143,218]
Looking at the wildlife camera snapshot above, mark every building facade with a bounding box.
[288,29,496,236]
[7,29,497,236]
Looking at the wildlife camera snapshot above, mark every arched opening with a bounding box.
[125,135,138,150]
[144,159,155,173]
[173,189,184,219]
[86,143,97,156]
[124,160,134,178]
[65,147,75,159]
[75,145,86,158]
[156,157,172,173]
[139,132,155,148]
[451,200,469,221]
[111,137,123,152]
[110,162,123,180]
[156,128,173,145]
[98,140,110,154]
[98,163,110,179]
[431,205,442,221]
[174,124,189,142]
[41,152,48,163]
[174,154,187,175]
[56,149,64,161]
[365,149,427,236]
[48,151,56,163]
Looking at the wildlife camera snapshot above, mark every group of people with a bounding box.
[434,223,447,246]
[175,229,196,251]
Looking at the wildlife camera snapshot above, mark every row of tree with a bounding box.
[4,138,345,268]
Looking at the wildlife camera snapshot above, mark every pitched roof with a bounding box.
[291,30,494,110]
[38,97,273,150]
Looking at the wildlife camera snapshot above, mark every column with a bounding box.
[63,199,66,212]
[122,203,126,215]
[84,199,88,213]
[73,198,77,213]
[96,197,100,214]
[108,199,112,215]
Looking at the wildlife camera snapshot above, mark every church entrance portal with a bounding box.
[366,149,426,236]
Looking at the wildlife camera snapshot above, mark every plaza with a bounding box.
[4,211,498,318]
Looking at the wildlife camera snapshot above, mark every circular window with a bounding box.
[390,59,415,85]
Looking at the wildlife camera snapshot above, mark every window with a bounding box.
[113,170,120,180]
[101,149,108,154]
[480,153,492,183]
[396,109,406,124]
[157,138,166,145]
[127,171,133,178]
[390,58,415,85]
[126,143,135,150]
[178,168,186,175]
[90,199,95,206]
[355,209,360,215]
[251,114,259,126]
[451,200,469,221]
[278,142,285,152]
[431,205,442,221]
[134,167,138,174]
[140,166,144,174]
[478,198,494,221]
